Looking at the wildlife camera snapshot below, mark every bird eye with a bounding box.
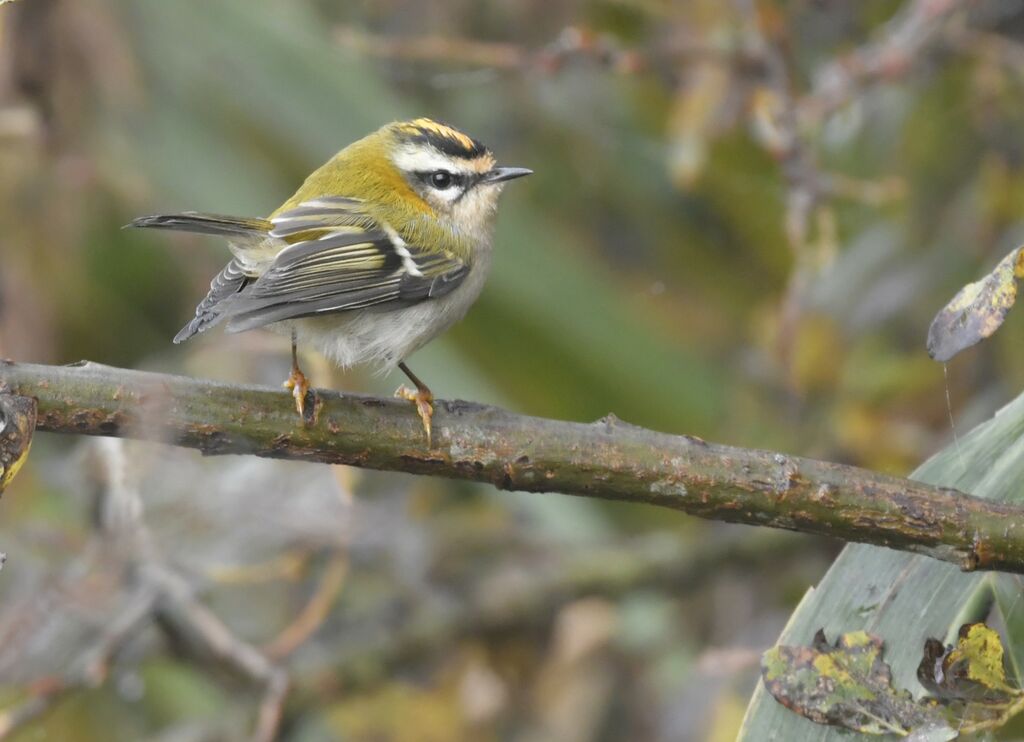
[430,171,454,189]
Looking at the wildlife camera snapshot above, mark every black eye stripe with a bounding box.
[417,170,470,191]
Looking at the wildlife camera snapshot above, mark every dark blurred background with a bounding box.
[0,0,1020,739]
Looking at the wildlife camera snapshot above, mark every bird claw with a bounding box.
[284,367,310,419]
[395,384,433,446]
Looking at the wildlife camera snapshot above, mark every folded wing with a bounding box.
[137,197,469,339]
[222,197,468,332]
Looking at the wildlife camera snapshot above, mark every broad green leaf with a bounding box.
[740,388,1024,740]
[991,573,1024,687]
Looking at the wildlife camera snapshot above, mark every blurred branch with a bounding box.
[336,26,528,69]
[263,551,349,661]
[944,25,1024,72]
[800,0,971,124]
[145,562,289,742]
[0,433,291,742]
[739,0,968,372]
[3,360,1024,574]
[0,588,156,740]
[335,24,730,77]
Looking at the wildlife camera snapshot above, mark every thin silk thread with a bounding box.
[943,363,966,475]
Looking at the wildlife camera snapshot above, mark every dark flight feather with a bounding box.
[173,259,250,343]
[132,200,469,340]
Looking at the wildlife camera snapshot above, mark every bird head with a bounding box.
[383,118,531,238]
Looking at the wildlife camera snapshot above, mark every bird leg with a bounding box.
[395,361,434,446]
[283,329,311,419]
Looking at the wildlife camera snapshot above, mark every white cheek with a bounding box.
[420,186,462,214]
[452,187,501,240]
[434,187,464,204]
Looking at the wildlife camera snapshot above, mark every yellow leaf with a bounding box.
[917,622,1021,705]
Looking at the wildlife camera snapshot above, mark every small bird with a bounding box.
[131,118,531,444]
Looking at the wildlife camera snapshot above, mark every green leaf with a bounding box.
[740,388,1024,741]
[991,574,1024,687]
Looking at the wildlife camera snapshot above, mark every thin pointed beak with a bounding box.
[482,166,533,184]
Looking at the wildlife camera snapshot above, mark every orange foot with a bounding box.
[395,385,434,446]
[284,366,311,419]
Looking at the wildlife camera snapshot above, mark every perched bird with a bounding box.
[130,118,531,444]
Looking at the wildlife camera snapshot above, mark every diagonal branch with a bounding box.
[1,360,1023,573]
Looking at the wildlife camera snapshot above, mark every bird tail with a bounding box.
[127,212,272,238]
[128,212,270,343]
